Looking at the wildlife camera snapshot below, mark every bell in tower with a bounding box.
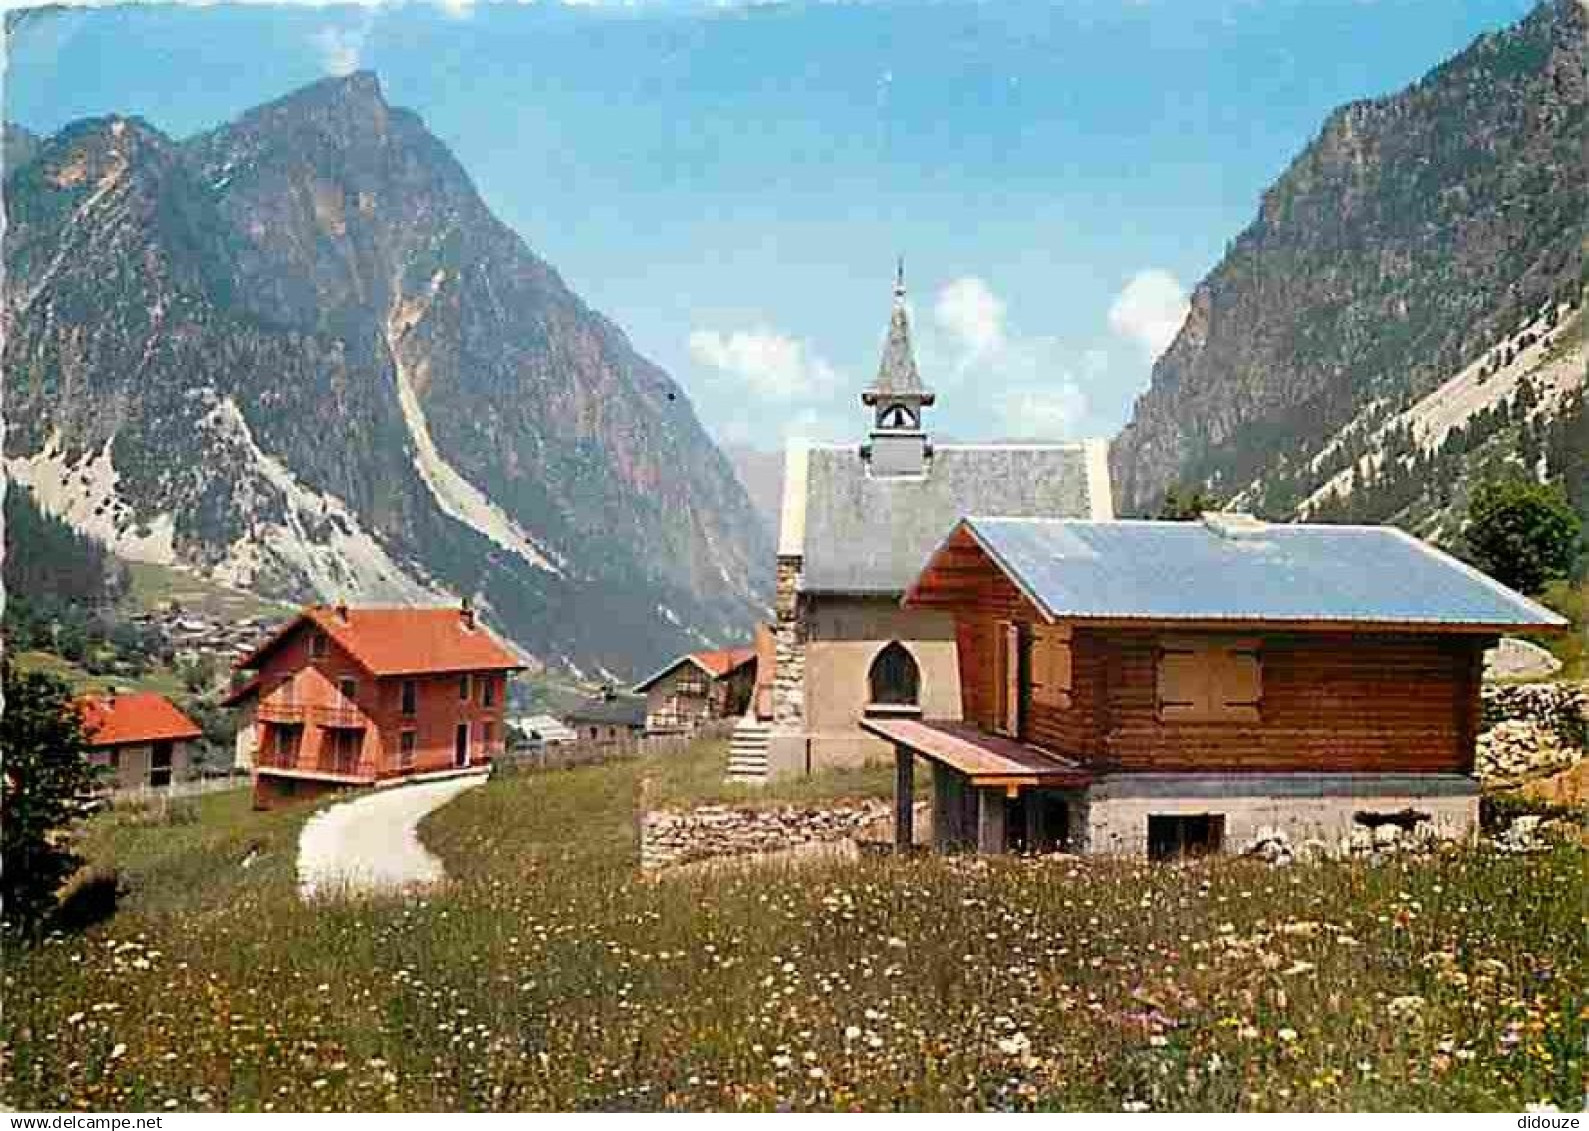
[860,260,935,477]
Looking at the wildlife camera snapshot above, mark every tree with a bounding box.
[1157,486,1223,521]
[1463,478,1582,596]
[1,660,101,936]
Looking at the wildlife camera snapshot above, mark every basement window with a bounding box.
[308,631,328,658]
[1147,814,1226,862]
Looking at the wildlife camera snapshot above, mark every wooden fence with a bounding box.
[495,719,734,775]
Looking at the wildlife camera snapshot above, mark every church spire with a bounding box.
[863,259,933,405]
[860,261,935,476]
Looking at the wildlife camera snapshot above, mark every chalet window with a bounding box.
[868,642,919,706]
[459,674,472,702]
[401,679,417,716]
[309,631,327,658]
[481,677,496,708]
[399,730,417,767]
[1148,814,1225,861]
[995,622,1021,737]
[1028,623,1074,710]
[338,677,357,704]
[1156,636,1262,723]
[589,726,599,740]
[676,670,708,697]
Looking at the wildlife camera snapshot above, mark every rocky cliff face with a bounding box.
[1111,0,1586,528]
[4,73,772,678]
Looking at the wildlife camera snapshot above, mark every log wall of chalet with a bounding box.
[931,544,1487,776]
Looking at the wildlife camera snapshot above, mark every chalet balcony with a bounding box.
[257,700,304,724]
[311,703,366,728]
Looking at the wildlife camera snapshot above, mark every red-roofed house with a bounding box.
[77,690,204,791]
[225,601,524,807]
[630,628,767,735]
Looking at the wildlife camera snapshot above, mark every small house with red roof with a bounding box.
[630,634,763,735]
[77,690,204,792]
[225,601,524,808]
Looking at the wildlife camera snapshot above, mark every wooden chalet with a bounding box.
[631,634,763,735]
[869,513,1565,858]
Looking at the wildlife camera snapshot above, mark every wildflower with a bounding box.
[1387,995,1426,1019]
[844,1026,861,1042]
[996,1032,1031,1056]
[108,1044,126,1061]
[1277,1028,1298,1043]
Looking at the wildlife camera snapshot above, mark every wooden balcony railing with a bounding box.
[311,704,366,729]
[257,701,304,724]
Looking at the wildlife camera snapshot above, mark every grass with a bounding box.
[120,561,292,621]
[10,650,189,700]
[4,748,1584,1112]
[641,738,923,811]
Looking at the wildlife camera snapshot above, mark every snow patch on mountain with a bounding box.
[199,397,443,604]
[1291,304,1584,517]
[385,281,561,576]
[6,433,177,564]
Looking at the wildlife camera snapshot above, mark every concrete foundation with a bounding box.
[1075,773,1480,857]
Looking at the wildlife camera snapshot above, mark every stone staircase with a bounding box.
[726,713,771,783]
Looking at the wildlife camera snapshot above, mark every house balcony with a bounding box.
[311,704,366,728]
[257,701,304,724]
[255,747,372,784]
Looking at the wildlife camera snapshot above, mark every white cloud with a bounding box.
[934,275,1006,360]
[925,274,1091,440]
[994,384,1087,439]
[311,25,369,77]
[1107,268,1189,360]
[687,327,840,402]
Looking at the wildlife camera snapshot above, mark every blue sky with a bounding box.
[6,0,1534,452]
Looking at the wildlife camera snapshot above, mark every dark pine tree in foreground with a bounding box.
[2,659,100,937]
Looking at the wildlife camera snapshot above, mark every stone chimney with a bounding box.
[460,596,476,630]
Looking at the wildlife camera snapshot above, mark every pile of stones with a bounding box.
[1241,819,1446,866]
[1476,682,1587,784]
[641,801,892,870]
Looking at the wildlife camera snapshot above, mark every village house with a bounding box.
[508,713,578,748]
[77,689,205,792]
[870,514,1566,858]
[561,689,647,745]
[631,634,764,735]
[750,267,1112,781]
[225,601,523,808]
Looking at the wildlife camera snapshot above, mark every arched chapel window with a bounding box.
[868,641,920,706]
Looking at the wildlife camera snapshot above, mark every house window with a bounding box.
[1156,637,1262,723]
[338,677,357,704]
[868,642,919,706]
[454,723,470,768]
[1148,814,1225,861]
[995,622,1021,737]
[399,730,417,767]
[480,721,495,749]
[107,748,121,770]
[676,670,707,697]
[309,631,327,658]
[481,676,496,708]
[1028,624,1074,710]
[589,726,599,740]
[459,674,472,702]
[401,679,417,716]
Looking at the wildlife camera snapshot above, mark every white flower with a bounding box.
[771,1054,792,1069]
[1277,1028,1298,1043]
[996,1032,1031,1056]
[843,1026,861,1041]
[66,1012,85,1025]
[108,1043,127,1061]
[885,936,907,949]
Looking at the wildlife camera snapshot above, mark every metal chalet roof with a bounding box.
[915,515,1566,630]
[800,444,1096,595]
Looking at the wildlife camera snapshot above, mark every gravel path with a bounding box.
[297,772,486,900]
